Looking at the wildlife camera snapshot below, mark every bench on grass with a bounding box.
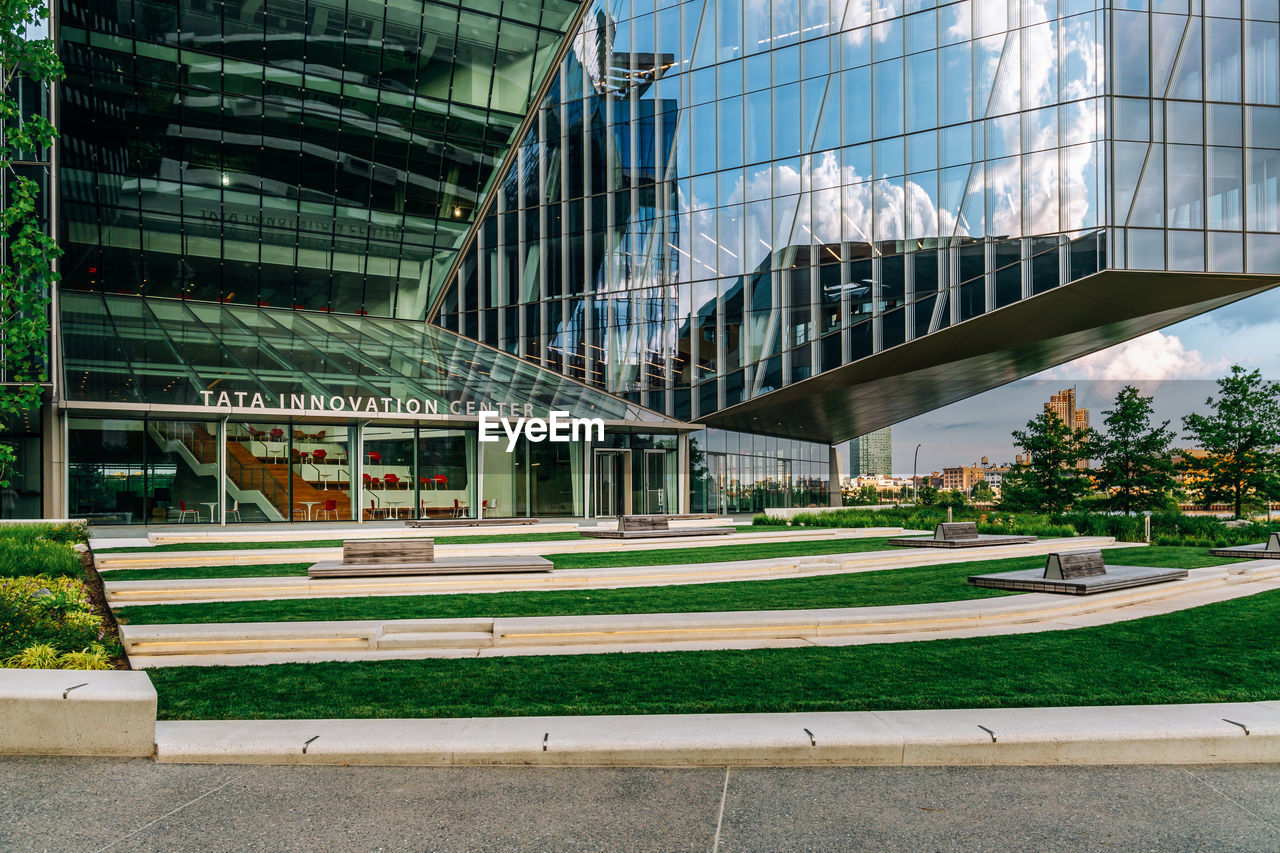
[1209,532,1280,559]
[581,514,735,539]
[887,521,1036,548]
[967,548,1187,595]
[308,538,551,578]
[1043,549,1106,579]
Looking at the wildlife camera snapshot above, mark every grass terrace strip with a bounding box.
[110,546,1232,626]
[94,531,586,553]
[148,585,1280,720]
[105,563,316,582]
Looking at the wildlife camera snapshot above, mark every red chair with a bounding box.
[314,430,325,442]
[366,450,382,465]
[269,428,283,439]
[363,473,381,489]
[176,500,198,523]
[311,449,327,464]
[452,498,463,518]
[367,497,384,520]
[383,473,400,488]
[433,474,448,488]
[317,499,337,521]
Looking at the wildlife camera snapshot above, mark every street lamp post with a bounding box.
[912,443,923,504]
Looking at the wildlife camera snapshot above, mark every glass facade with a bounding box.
[691,428,829,514]
[46,1,1279,522]
[58,0,578,317]
[1109,3,1280,273]
[434,0,1116,421]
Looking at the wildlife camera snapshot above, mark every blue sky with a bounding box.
[843,287,1280,477]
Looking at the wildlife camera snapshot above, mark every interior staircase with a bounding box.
[225,441,352,520]
[150,423,352,522]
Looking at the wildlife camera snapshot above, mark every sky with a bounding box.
[836,287,1280,478]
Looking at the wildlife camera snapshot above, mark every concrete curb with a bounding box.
[153,702,1280,766]
[0,670,156,757]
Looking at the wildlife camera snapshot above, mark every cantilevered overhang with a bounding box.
[699,271,1280,444]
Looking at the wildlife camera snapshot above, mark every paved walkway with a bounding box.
[4,758,1278,851]
[102,536,1116,606]
[94,526,898,571]
[121,560,1280,667]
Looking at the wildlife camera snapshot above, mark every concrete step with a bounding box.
[377,631,493,650]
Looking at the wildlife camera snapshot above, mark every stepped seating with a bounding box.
[308,538,551,578]
[1209,533,1280,559]
[581,515,735,539]
[968,548,1187,595]
[226,441,352,521]
[888,521,1036,548]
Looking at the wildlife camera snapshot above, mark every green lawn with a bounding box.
[112,546,1233,626]
[100,535,905,581]
[148,584,1280,720]
[95,531,585,553]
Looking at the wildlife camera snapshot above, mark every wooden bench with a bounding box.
[934,522,979,541]
[1043,549,1106,580]
[887,522,1036,548]
[581,515,735,540]
[1208,532,1280,559]
[968,548,1187,595]
[308,538,551,578]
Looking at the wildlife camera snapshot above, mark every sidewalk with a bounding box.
[154,701,1280,767]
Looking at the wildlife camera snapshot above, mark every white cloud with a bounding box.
[1034,331,1226,381]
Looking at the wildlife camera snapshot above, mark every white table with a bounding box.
[202,502,219,524]
[298,500,320,520]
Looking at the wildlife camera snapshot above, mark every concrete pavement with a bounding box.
[2,758,1278,851]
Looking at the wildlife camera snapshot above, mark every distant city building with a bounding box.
[1045,388,1090,467]
[942,464,987,494]
[848,428,894,478]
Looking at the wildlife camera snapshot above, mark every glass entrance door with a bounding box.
[642,449,669,514]
[594,449,630,516]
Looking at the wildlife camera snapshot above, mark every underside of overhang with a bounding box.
[698,271,1280,444]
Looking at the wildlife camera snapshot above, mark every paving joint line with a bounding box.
[91,768,254,852]
[711,766,730,853]
[1180,766,1280,833]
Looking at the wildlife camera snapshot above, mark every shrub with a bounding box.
[0,522,90,546]
[59,644,114,671]
[753,507,1075,538]
[6,643,63,669]
[0,538,83,580]
[0,576,102,660]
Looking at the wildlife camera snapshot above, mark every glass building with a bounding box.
[18,0,1280,522]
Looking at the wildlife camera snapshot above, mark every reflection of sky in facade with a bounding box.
[437,0,1119,421]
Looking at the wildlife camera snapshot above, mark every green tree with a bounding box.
[853,484,879,505]
[0,0,62,486]
[1093,385,1176,514]
[939,489,967,508]
[916,484,939,505]
[1181,365,1280,518]
[970,480,995,503]
[999,410,1091,512]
